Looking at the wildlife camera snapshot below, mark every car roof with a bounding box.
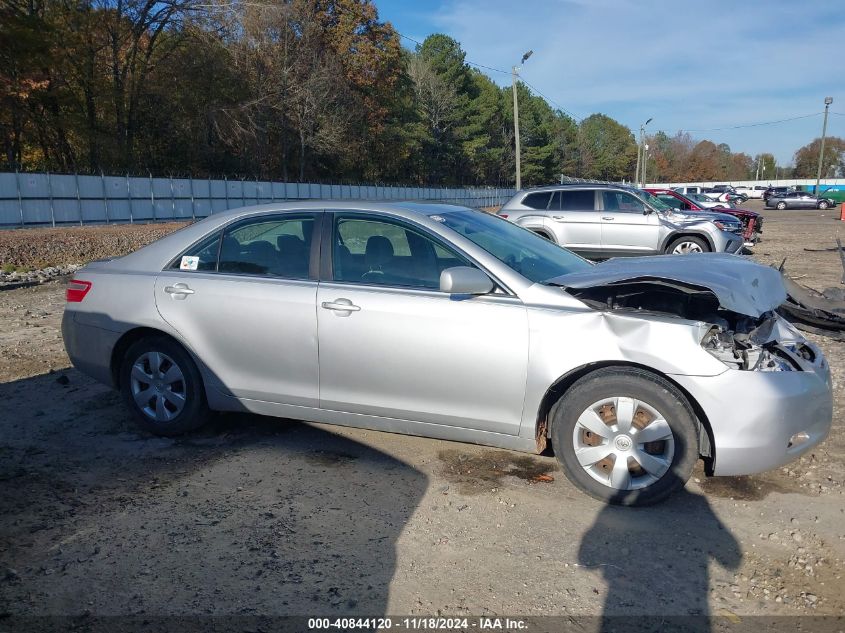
[106,200,480,272]
[517,183,640,194]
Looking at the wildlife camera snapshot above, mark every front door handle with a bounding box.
[322,299,360,314]
[164,283,195,300]
[602,216,615,221]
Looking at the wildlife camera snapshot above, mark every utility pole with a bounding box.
[642,144,650,186]
[815,97,833,196]
[512,50,532,191]
[635,118,652,187]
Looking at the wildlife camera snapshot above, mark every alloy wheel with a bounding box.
[671,241,703,254]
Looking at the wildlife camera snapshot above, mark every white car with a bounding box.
[672,186,704,196]
[735,186,766,200]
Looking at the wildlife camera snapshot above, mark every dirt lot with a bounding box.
[2,206,845,627]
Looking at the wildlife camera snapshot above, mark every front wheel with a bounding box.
[776,201,787,210]
[120,336,209,436]
[550,367,700,506]
[818,201,829,210]
[666,235,709,254]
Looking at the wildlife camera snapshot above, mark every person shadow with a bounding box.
[578,471,742,633]
[0,371,429,628]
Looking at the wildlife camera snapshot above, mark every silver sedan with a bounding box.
[62,202,832,506]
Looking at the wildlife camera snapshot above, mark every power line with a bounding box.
[681,112,822,132]
[517,78,583,122]
[396,32,582,120]
[396,32,511,76]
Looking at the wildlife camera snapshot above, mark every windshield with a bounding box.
[638,190,674,212]
[436,211,592,283]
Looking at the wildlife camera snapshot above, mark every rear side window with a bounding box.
[521,192,551,209]
[560,190,595,211]
[219,216,314,278]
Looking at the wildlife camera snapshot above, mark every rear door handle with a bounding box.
[322,299,360,313]
[552,215,567,221]
[602,216,615,221]
[164,283,195,299]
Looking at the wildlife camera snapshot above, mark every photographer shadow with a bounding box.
[578,472,742,633]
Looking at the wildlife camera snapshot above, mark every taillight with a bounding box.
[499,214,509,219]
[66,279,92,302]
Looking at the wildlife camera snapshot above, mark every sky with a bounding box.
[376,0,844,166]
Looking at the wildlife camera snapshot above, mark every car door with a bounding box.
[545,189,603,256]
[154,213,320,406]
[798,193,816,209]
[599,190,661,255]
[316,212,529,435]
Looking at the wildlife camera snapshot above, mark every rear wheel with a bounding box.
[776,201,787,210]
[120,336,209,436]
[550,367,699,506]
[666,235,709,254]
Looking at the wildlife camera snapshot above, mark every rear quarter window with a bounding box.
[521,192,551,209]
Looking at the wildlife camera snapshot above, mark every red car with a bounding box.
[644,188,762,242]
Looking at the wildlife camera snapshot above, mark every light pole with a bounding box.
[635,118,652,187]
[512,50,532,190]
[815,97,833,196]
[642,143,650,186]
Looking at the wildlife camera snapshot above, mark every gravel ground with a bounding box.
[0,222,186,286]
[1,206,844,626]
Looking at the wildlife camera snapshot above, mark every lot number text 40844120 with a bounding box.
[307,617,528,630]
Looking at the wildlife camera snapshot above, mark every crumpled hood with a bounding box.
[548,253,787,318]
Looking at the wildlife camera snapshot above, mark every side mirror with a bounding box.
[440,266,494,295]
[643,206,654,215]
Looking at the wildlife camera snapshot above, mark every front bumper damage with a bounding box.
[549,254,833,477]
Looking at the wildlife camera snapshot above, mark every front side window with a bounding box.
[603,191,646,213]
[219,215,314,278]
[658,195,684,209]
[333,216,469,290]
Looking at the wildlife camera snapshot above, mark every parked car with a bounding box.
[498,184,743,258]
[765,191,838,210]
[639,190,746,239]
[672,186,705,196]
[644,188,762,242]
[703,188,747,204]
[687,192,736,210]
[763,186,794,202]
[62,201,833,506]
[735,185,767,200]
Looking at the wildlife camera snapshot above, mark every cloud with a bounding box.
[421,0,842,162]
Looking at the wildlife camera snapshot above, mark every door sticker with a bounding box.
[180,256,199,270]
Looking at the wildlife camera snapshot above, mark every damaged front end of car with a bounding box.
[559,277,816,374]
[547,253,822,374]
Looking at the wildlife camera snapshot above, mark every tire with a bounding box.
[120,336,209,436]
[776,202,787,210]
[818,201,829,210]
[550,367,700,506]
[666,235,709,254]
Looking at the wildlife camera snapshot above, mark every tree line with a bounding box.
[2,0,841,185]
